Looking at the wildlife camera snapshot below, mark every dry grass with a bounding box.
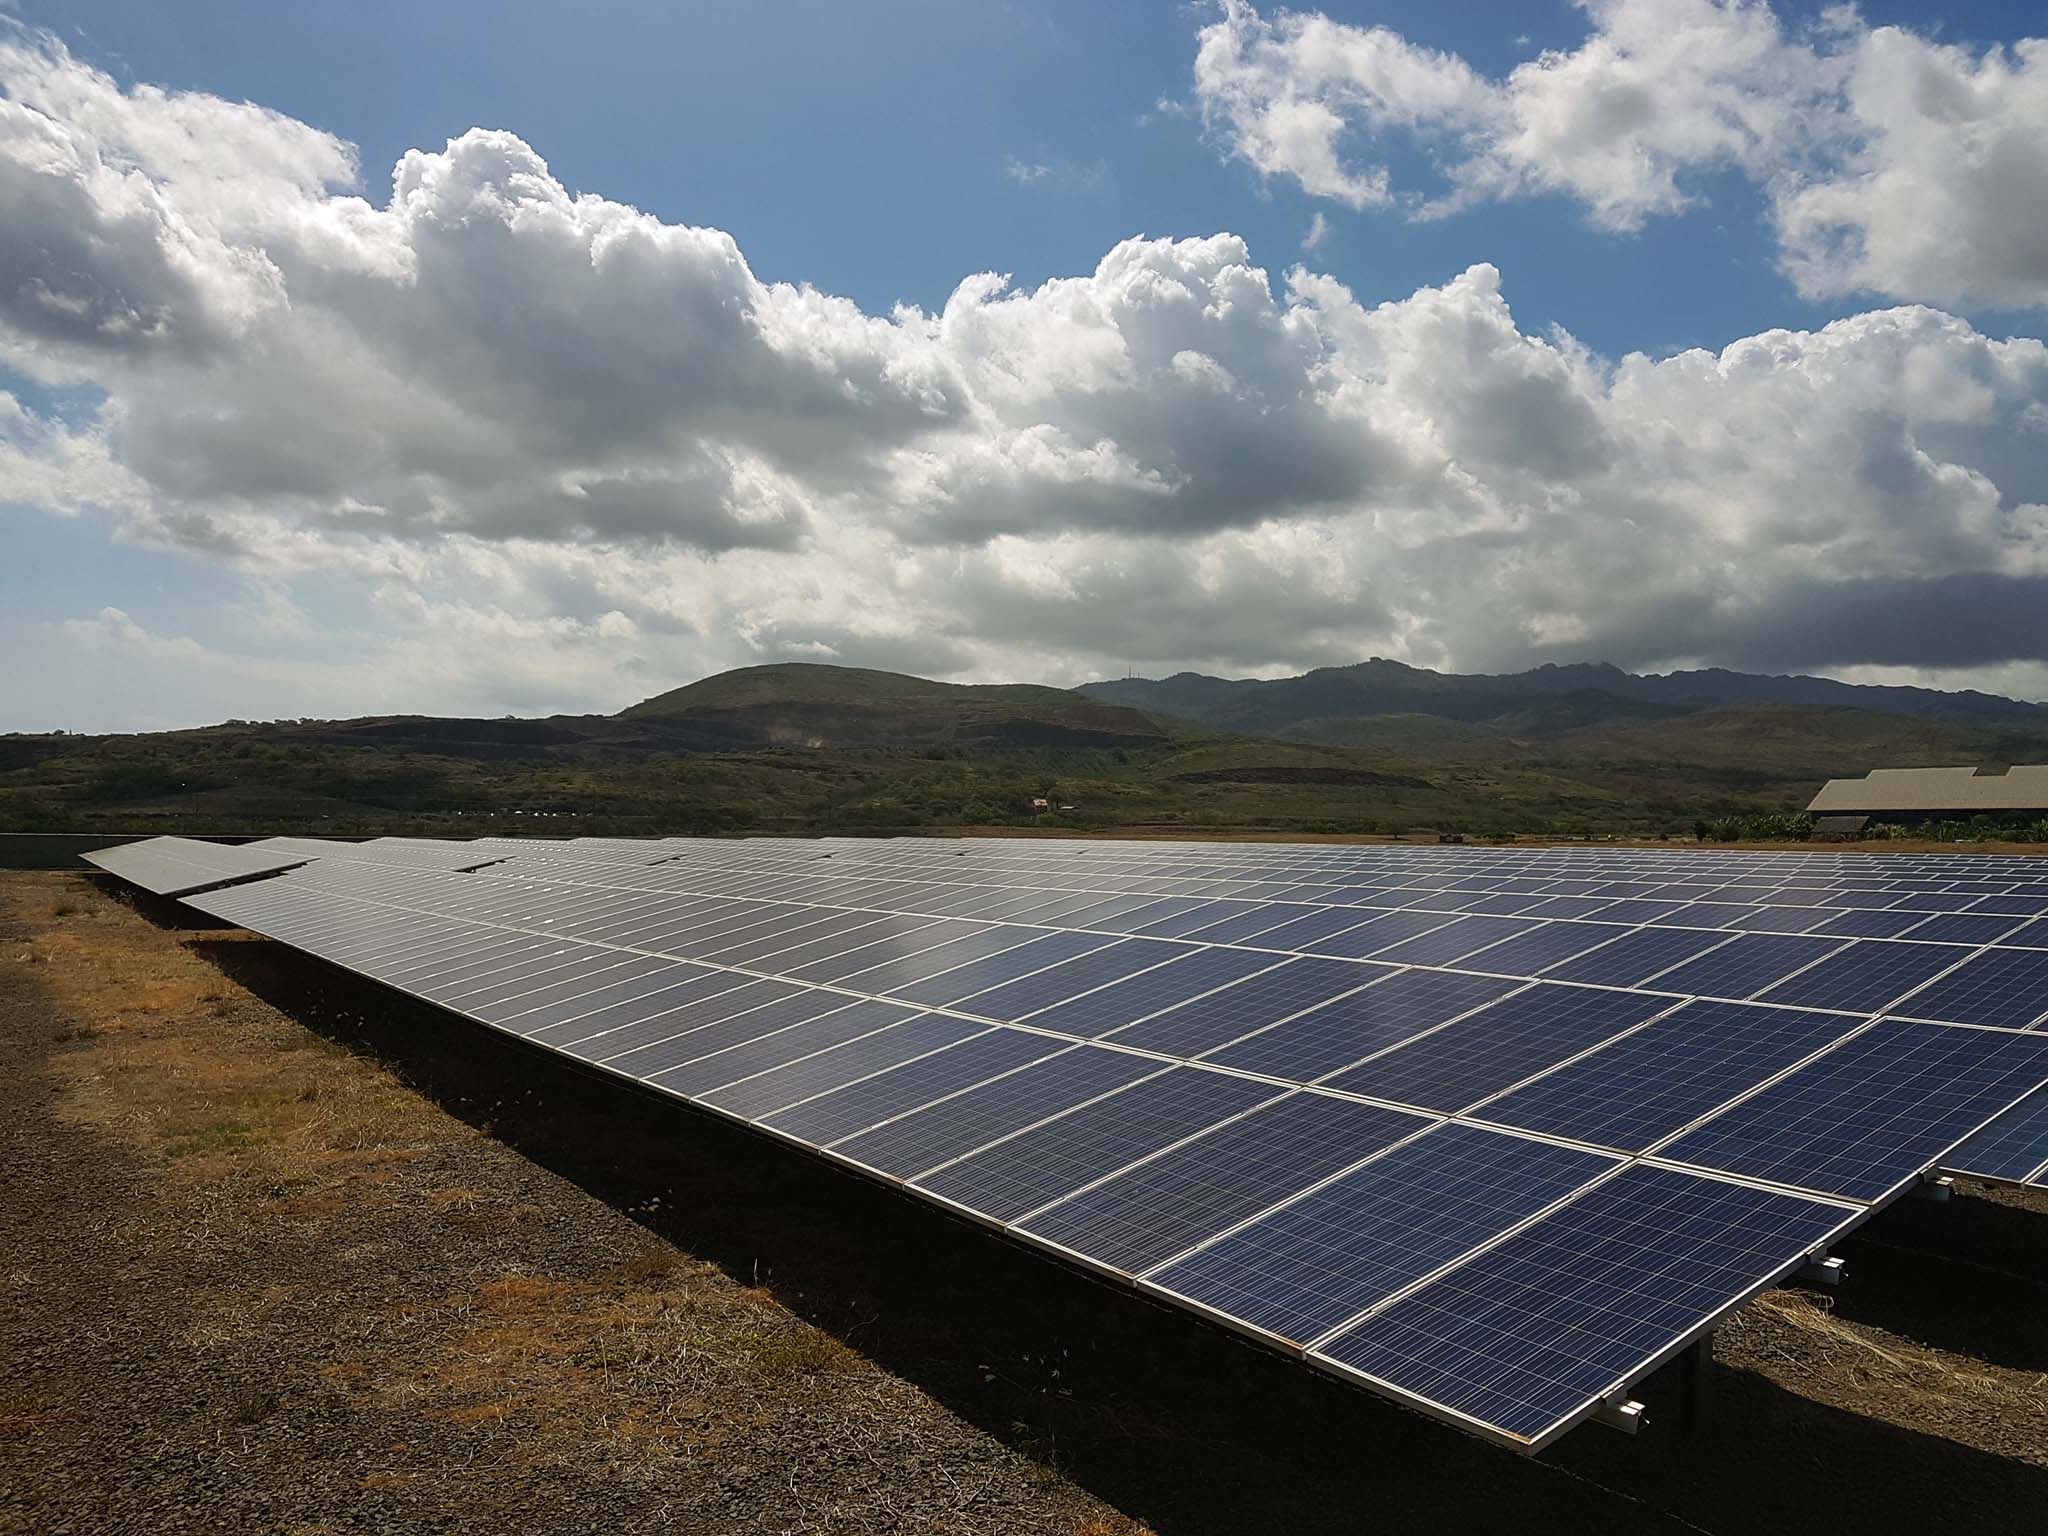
[7,873,1158,1529]
[1729,1289,2048,1454]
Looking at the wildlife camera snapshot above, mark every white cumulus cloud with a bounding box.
[1191,0,2048,310]
[0,26,2045,728]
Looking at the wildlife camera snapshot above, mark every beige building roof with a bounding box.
[1807,765,2048,814]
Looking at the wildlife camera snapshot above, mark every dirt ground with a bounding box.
[4,871,2048,1535]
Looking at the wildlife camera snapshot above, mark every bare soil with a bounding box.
[5,870,2048,1534]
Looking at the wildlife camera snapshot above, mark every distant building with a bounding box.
[1807,766,2048,822]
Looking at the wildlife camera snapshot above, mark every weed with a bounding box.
[225,1390,279,1426]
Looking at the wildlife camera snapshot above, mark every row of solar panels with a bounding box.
[76,832,2048,1451]
[459,851,2048,1032]
[80,835,507,895]
[83,834,2048,1190]
[84,834,2048,1189]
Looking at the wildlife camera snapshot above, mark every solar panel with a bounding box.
[1541,926,1732,987]
[1019,1093,1431,1274]
[1637,934,1846,1002]
[702,1013,990,1120]
[1200,968,1521,1083]
[1942,1084,2048,1184]
[1890,947,2048,1029]
[82,836,311,896]
[1018,947,1284,1036]
[1146,1124,1616,1347]
[759,1026,1068,1145]
[1475,1001,1861,1152]
[1100,958,1387,1057]
[829,1045,1163,1177]
[913,1065,1282,1221]
[1659,1018,2048,1201]
[1324,984,1674,1113]
[167,833,2048,1454]
[1314,1165,1857,1447]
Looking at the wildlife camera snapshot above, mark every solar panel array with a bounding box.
[79,835,312,896]
[243,836,507,873]
[84,832,2048,1449]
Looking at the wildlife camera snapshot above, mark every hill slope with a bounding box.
[1082,659,2048,739]
[621,663,1181,750]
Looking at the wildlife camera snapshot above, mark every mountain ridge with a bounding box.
[1077,658,2048,739]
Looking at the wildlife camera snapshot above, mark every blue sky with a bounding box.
[44,0,2032,351]
[4,1,2048,729]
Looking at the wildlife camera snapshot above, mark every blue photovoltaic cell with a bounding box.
[1201,968,1522,1084]
[832,1045,1164,1177]
[468,956,677,1023]
[761,916,952,979]
[1018,1095,1433,1274]
[1234,907,1392,952]
[1754,941,1964,1014]
[1176,904,1322,945]
[1810,908,1938,940]
[1441,893,1543,917]
[1727,905,1829,934]
[760,1026,1068,1146]
[1455,922,1624,978]
[1890,947,2048,1029]
[1316,1165,1854,1446]
[811,925,1038,989]
[1678,902,1753,929]
[1102,958,1387,1058]
[1131,901,1254,939]
[557,978,804,1061]
[2002,918,2048,949]
[598,988,859,1074]
[1300,911,1458,958]
[1362,917,1540,967]
[1636,933,1845,1001]
[950,939,1189,1021]
[912,1067,1281,1222]
[1879,892,1974,913]
[1541,926,1732,987]
[1324,984,1674,1112]
[1970,894,2048,917]
[701,1013,990,1120]
[1899,913,2027,947]
[1580,900,1687,927]
[1146,1124,1615,1347]
[1516,896,1625,920]
[1662,1017,2048,1201]
[647,999,923,1098]
[1943,1084,2048,1182]
[1019,948,1282,1037]
[884,932,1118,1005]
[1478,1000,1858,1152]
[494,962,711,1033]
[522,967,745,1045]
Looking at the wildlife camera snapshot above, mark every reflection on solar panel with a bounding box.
[1315,1165,1857,1445]
[100,830,2048,1453]
[81,835,311,896]
[1943,1084,2048,1185]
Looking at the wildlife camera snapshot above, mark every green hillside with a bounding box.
[620,663,1181,749]
[5,662,2046,845]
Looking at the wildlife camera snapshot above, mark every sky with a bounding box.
[1,0,2046,731]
